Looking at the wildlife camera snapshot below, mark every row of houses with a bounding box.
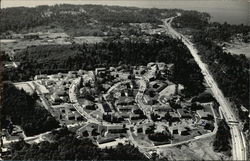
[78,123,127,142]
[54,104,85,122]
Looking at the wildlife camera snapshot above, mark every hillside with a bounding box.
[0,4,179,37]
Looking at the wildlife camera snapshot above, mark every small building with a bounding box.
[240,105,248,113]
[177,109,192,119]
[150,81,168,93]
[45,80,55,86]
[136,123,154,134]
[147,75,156,82]
[109,67,116,71]
[169,127,179,135]
[97,137,118,144]
[153,104,172,112]
[86,104,98,110]
[51,94,61,103]
[107,125,126,134]
[130,113,144,120]
[75,113,85,121]
[117,105,132,112]
[169,112,180,121]
[79,123,107,137]
[155,62,167,71]
[119,113,130,119]
[204,122,215,131]
[115,97,135,106]
[67,71,77,78]
[147,62,156,69]
[55,89,67,97]
[165,63,174,77]
[102,103,112,113]
[172,129,179,135]
[78,69,85,76]
[196,110,212,119]
[95,68,106,75]
[24,33,39,39]
[180,127,189,135]
[143,95,158,105]
[34,74,48,80]
[170,126,189,136]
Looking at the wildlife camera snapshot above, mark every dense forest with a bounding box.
[213,120,231,154]
[0,4,179,36]
[172,10,210,29]
[196,42,249,108]
[6,128,147,160]
[1,51,11,62]
[1,82,59,136]
[4,36,205,96]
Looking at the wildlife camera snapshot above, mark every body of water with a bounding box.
[1,0,249,25]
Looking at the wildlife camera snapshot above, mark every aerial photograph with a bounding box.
[0,0,249,160]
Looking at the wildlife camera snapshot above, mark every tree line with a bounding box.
[4,36,205,96]
[6,128,147,160]
[213,120,231,154]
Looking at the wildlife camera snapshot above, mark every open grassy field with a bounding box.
[224,41,250,59]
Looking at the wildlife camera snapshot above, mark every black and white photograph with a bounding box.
[0,0,249,160]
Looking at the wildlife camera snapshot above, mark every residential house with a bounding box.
[169,112,180,121]
[177,109,192,119]
[115,97,135,106]
[196,110,213,120]
[169,126,189,135]
[95,68,106,75]
[34,74,48,80]
[143,95,158,105]
[51,93,61,103]
[107,125,127,134]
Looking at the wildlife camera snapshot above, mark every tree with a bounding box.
[1,82,59,136]
[164,111,172,122]
[6,129,148,160]
[213,120,231,152]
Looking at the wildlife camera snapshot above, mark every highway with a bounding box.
[164,15,247,160]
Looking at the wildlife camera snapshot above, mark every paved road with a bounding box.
[69,77,101,124]
[103,80,130,99]
[164,15,247,160]
[69,77,127,127]
[135,68,158,122]
[135,79,152,120]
